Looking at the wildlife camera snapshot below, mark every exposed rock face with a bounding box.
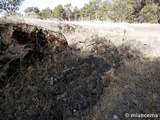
[126,49,136,59]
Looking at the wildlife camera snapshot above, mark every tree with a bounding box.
[108,0,134,22]
[0,0,24,14]
[52,4,66,20]
[24,7,40,18]
[130,0,160,23]
[40,7,52,19]
[24,7,39,14]
[129,0,146,22]
[89,0,102,20]
[80,4,90,20]
[64,3,73,21]
[80,0,102,20]
[100,0,111,20]
[141,0,159,23]
[73,6,80,21]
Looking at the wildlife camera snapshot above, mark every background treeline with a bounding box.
[24,0,160,23]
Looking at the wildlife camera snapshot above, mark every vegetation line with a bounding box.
[0,0,160,23]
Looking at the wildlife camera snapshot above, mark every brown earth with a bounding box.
[0,19,160,120]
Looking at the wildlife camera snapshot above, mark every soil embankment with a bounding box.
[0,19,160,120]
[0,23,116,119]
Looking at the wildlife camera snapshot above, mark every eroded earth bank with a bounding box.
[0,20,160,120]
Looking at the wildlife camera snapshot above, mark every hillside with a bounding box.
[0,18,160,120]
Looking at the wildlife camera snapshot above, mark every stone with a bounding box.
[126,49,135,59]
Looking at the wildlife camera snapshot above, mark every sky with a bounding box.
[18,0,90,15]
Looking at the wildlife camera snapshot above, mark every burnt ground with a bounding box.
[0,22,160,120]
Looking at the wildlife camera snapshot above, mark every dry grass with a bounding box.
[2,17,159,58]
[85,57,160,120]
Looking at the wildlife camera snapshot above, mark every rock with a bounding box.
[91,34,99,41]
[79,63,92,77]
[112,115,120,120]
[126,49,135,59]
[79,97,89,110]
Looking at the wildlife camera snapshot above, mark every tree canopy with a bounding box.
[41,7,52,19]
[52,4,66,20]
[24,7,40,18]
[22,0,160,23]
[64,3,73,21]
[0,0,24,13]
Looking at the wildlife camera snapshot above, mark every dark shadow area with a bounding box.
[71,35,160,120]
[95,58,160,120]
[67,35,160,120]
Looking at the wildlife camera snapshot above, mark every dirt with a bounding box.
[0,21,160,120]
[0,23,114,120]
